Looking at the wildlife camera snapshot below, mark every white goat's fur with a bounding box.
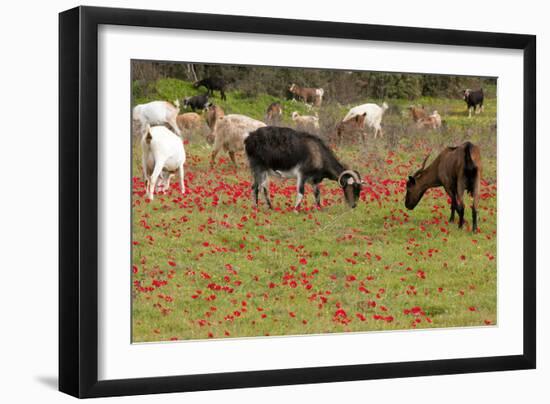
[342,102,389,139]
[141,125,186,200]
[431,110,442,128]
[416,110,442,130]
[211,114,266,166]
[291,111,320,133]
[133,101,181,138]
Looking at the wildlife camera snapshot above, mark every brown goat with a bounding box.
[265,102,283,125]
[288,83,324,107]
[205,104,225,130]
[405,142,482,232]
[176,113,204,133]
[408,105,427,122]
[335,113,367,143]
[205,104,225,144]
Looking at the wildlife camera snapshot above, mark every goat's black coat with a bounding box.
[246,127,343,181]
[183,94,210,111]
[463,88,484,110]
[245,126,361,209]
[194,77,227,100]
[463,141,478,195]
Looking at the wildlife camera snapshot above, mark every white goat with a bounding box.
[210,114,266,167]
[141,125,186,200]
[431,110,442,128]
[342,102,389,139]
[133,101,181,138]
[291,111,320,133]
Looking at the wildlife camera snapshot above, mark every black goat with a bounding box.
[244,127,363,210]
[183,94,211,111]
[463,88,484,118]
[194,77,227,101]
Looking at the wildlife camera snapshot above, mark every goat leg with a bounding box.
[260,173,272,209]
[251,182,260,208]
[148,163,164,200]
[210,148,219,168]
[229,151,237,167]
[313,183,321,208]
[457,204,465,228]
[178,164,185,194]
[294,175,305,210]
[449,204,456,223]
[262,187,272,209]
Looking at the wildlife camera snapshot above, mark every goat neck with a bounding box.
[414,159,442,192]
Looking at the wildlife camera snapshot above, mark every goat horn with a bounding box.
[338,170,360,186]
[420,153,431,170]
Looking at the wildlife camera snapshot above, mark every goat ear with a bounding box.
[338,174,348,187]
[408,176,416,185]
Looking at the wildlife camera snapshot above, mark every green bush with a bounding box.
[132,61,497,103]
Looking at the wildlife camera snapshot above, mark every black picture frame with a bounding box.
[59,5,536,398]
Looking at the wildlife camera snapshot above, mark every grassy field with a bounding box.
[131,79,497,342]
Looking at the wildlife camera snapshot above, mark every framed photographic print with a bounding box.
[59,6,536,398]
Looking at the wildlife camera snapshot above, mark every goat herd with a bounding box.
[133,80,485,232]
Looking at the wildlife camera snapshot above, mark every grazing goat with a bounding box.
[205,104,225,130]
[183,94,211,111]
[265,102,283,125]
[342,102,388,139]
[291,111,320,133]
[205,104,225,144]
[176,112,204,134]
[416,111,442,130]
[194,77,227,101]
[210,114,266,167]
[245,127,363,210]
[463,88,484,118]
[288,84,324,107]
[141,125,186,200]
[408,105,427,122]
[335,113,367,143]
[405,142,482,232]
[133,101,181,138]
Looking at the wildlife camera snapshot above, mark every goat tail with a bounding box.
[144,123,152,144]
[464,141,478,195]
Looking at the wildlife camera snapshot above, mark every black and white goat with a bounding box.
[183,94,211,111]
[463,88,484,118]
[244,127,363,209]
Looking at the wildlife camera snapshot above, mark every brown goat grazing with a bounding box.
[335,113,367,143]
[265,102,283,125]
[408,105,427,122]
[205,104,225,130]
[176,113,204,133]
[205,104,225,144]
[288,83,324,107]
[405,142,482,232]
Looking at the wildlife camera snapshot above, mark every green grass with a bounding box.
[131,79,497,342]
